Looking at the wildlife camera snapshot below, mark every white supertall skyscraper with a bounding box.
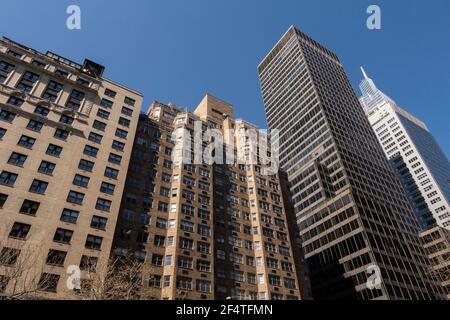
[359,68,450,230]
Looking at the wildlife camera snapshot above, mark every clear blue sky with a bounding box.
[1,0,449,157]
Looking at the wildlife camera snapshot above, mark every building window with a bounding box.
[93,120,107,131]
[96,198,111,212]
[73,174,90,188]
[176,277,192,290]
[284,278,296,289]
[152,254,164,267]
[197,242,210,254]
[104,167,119,179]
[42,80,63,102]
[0,193,8,208]
[104,89,116,98]
[97,109,110,120]
[108,153,122,165]
[16,71,39,93]
[27,119,44,133]
[0,127,6,139]
[115,128,128,139]
[0,171,18,187]
[7,96,24,107]
[100,182,115,195]
[8,152,27,167]
[29,179,48,194]
[121,107,133,116]
[112,140,125,151]
[46,144,63,157]
[88,132,103,144]
[76,77,90,86]
[0,247,20,266]
[55,69,69,78]
[196,280,211,293]
[46,250,67,267]
[0,109,16,123]
[67,191,85,205]
[37,273,60,293]
[17,135,36,148]
[124,97,136,106]
[19,199,40,216]
[91,216,108,230]
[197,260,211,273]
[85,235,103,250]
[38,161,55,175]
[100,98,113,109]
[83,145,98,157]
[59,114,74,125]
[53,129,69,140]
[66,89,85,111]
[80,256,98,272]
[34,105,50,117]
[78,159,94,172]
[9,222,30,240]
[60,208,79,224]
[53,228,73,244]
[118,117,130,127]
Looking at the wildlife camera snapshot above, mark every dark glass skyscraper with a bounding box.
[258,26,444,300]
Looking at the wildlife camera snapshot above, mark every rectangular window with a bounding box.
[0,193,8,208]
[100,182,115,195]
[73,174,90,188]
[7,96,24,107]
[112,140,125,151]
[8,152,27,167]
[46,144,62,157]
[29,179,48,194]
[67,191,85,205]
[54,128,69,140]
[83,145,99,157]
[78,159,94,172]
[18,135,36,148]
[46,250,67,267]
[100,98,113,109]
[53,228,73,244]
[0,127,6,139]
[19,199,40,216]
[97,109,110,119]
[124,97,136,106]
[115,128,128,139]
[121,107,133,116]
[108,153,122,165]
[66,89,85,111]
[0,110,16,122]
[9,222,31,240]
[42,80,63,102]
[37,273,59,293]
[59,115,74,125]
[104,167,119,179]
[60,208,79,224]
[118,117,130,127]
[91,216,108,230]
[93,120,107,131]
[26,119,44,132]
[88,132,103,144]
[96,198,111,212]
[0,171,18,187]
[85,235,103,250]
[104,89,116,98]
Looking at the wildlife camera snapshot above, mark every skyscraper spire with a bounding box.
[360,66,369,79]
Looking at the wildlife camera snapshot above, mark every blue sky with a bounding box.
[1,0,449,157]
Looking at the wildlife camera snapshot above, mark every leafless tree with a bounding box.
[0,238,49,300]
[73,255,154,300]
